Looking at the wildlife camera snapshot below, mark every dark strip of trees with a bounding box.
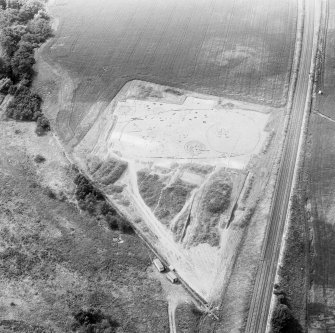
[74,173,134,234]
[0,0,52,135]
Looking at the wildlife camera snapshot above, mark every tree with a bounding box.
[19,1,44,23]
[10,41,36,80]
[74,174,95,200]
[0,57,11,78]
[27,17,52,43]
[0,0,6,10]
[0,24,27,56]
[71,308,119,333]
[100,201,116,216]
[35,10,49,21]
[0,77,13,93]
[82,192,98,214]
[106,215,119,230]
[271,304,302,333]
[6,86,42,120]
[36,115,50,135]
[7,0,23,10]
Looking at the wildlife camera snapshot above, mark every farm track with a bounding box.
[168,302,177,333]
[245,0,318,332]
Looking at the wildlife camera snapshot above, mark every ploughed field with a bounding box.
[37,0,297,147]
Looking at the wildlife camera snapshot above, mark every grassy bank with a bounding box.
[0,118,169,332]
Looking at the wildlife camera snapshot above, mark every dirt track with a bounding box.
[245,0,318,331]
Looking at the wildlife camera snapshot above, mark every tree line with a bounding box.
[74,173,134,234]
[0,0,52,135]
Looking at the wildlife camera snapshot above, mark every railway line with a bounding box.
[245,0,319,331]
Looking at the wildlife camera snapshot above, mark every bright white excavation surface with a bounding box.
[74,82,275,301]
[108,97,269,169]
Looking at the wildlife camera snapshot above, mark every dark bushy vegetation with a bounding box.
[277,193,308,329]
[74,173,133,234]
[137,170,165,208]
[35,114,50,135]
[271,285,303,333]
[271,303,303,333]
[34,153,45,163]
[155,179,195,225]
[205,179,232,214]
[71,308,119,333]
[92,159,128,186]
[0,0,52,132]
[6,86,42,120]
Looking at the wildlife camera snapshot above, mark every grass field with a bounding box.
[304,2,335,329]
[175,302,202,333]
[0,119,169,333]
[35,0,297,146]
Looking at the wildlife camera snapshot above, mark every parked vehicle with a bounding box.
[153,258,165,272]
[166,271,178,283]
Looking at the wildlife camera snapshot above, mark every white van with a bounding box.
[153,258,165,272]
[166,271,178,283]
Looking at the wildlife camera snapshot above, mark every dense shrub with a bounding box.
[34,154,46,163]
[74,174,102,201]
[0,0,52,131]
[205,180,232,214]
[106,215,133,234]
[7,0,23,10]
[93,159,128,185]
[6,86,42,120]
[10,41,36,80]
[155,179,195,224]
[71,308,119,333]
[35,114,50,135]
[0,25,27,56]
[271,303,303,333]
[18,1,44,22]
[100,201,116,216]
[0,77,12,93]
[137,170,165,208]
[0,57,11,78]
[74,173,133,234]
[27,17,52,43]
[106,214,120,230]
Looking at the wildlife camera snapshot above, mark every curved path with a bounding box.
[245,0,318,331]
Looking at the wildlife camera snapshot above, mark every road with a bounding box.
[245,0,318,331]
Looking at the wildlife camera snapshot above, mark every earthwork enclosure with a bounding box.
[72,81,284,300]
